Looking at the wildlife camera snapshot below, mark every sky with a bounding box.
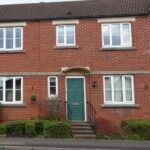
[0,0,78,5]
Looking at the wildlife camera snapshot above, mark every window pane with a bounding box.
[50,78,56,86]
[112,24,121,46]
[123,24,130,45]
[0,29,3,48]
[57,26,64,44]
[0,39,3,48]
[125,77,132,89]
[16,90,21,101]
[66,26,74,44]
[6,39,13,49]
[6,28,13,38]
[105,77,111,89]
[105,77,112,101]
[114,76,123,102]
[16,78,21,89]
[0,90,3,101]
[126,90,132,101]
[6,90,13,102]
[67,35,74,44]
[6,79,13,89]
[0,29,3,38]
[105,90,112,101]
[16,39,21,48]
[103,25,110,45]
[50,87,56,95]
[16,28,21,38]
[125,77,133,101]
[0,80,3,89]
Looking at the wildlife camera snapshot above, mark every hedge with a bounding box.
[4,119,72,138]
[122,120,150,140]
[6,121,28,137]
[44,121,72,138]
[0,124,6,135]
[25,122,36,137]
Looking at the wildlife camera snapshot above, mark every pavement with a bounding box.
[0,138,149,150]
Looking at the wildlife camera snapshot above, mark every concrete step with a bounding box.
[71,121,96,139]
[73,134,96,139]
[72,126,91,130]
[73,130,94,134]
[71,122,89,126]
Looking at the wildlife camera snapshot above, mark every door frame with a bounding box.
[65,76,87,121]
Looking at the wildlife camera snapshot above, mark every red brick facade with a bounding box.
[0,16,150,134]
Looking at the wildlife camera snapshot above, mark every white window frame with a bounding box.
[0,77,23,104]
[103,75,135,105]
[101,23,132,48]
[48,76,58,97]
[0,27,23,51]
[56,25,76,46]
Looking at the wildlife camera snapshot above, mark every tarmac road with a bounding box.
[0,138,149,150]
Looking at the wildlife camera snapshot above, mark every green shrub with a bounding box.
[6,122,25,137]
[44,121,72,138]
[0,124,6,135]
[122,120,150,140]
[35,121,44,135]
[6,120,31,137]
[25,123,36,137]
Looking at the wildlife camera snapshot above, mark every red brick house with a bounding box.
[0,0,149,134]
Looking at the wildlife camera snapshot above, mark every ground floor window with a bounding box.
[0,77,23,104]
[48,76,58,97]
[103,75,134,104]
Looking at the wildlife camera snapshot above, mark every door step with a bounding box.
[71,122,96,139]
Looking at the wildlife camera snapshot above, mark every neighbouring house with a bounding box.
[0,0,149,134]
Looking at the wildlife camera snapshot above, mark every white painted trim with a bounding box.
[56,25,76,46]
[48,76,58,97]
[0,22,27,27]
[98,17,136,23]
[65,76,87,121]
[52,20,79,25]
[0,77,23,104]
[103,75,135,105]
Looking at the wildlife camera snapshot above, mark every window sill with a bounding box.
[0,50,25,54]
[54,45,79,49]
[1,104,26,108]
[100,47,136,51]
[101,104,139,108]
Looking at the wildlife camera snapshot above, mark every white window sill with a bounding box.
[54,45,79,49]
[100,47,136,51]
[101,104,139,108]
[0,50,25,54]
[0,104,25,108]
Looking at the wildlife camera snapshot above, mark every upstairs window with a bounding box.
[56,25,75,46]
[0,27,23,51]
[48,76,58,97]
[102,23,132,48]
[104,75,134,104]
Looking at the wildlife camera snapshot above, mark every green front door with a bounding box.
[67,78,85,121]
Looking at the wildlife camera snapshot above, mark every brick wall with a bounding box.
[0,16,150,134]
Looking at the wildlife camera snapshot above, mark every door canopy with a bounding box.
[61,67,90,75]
